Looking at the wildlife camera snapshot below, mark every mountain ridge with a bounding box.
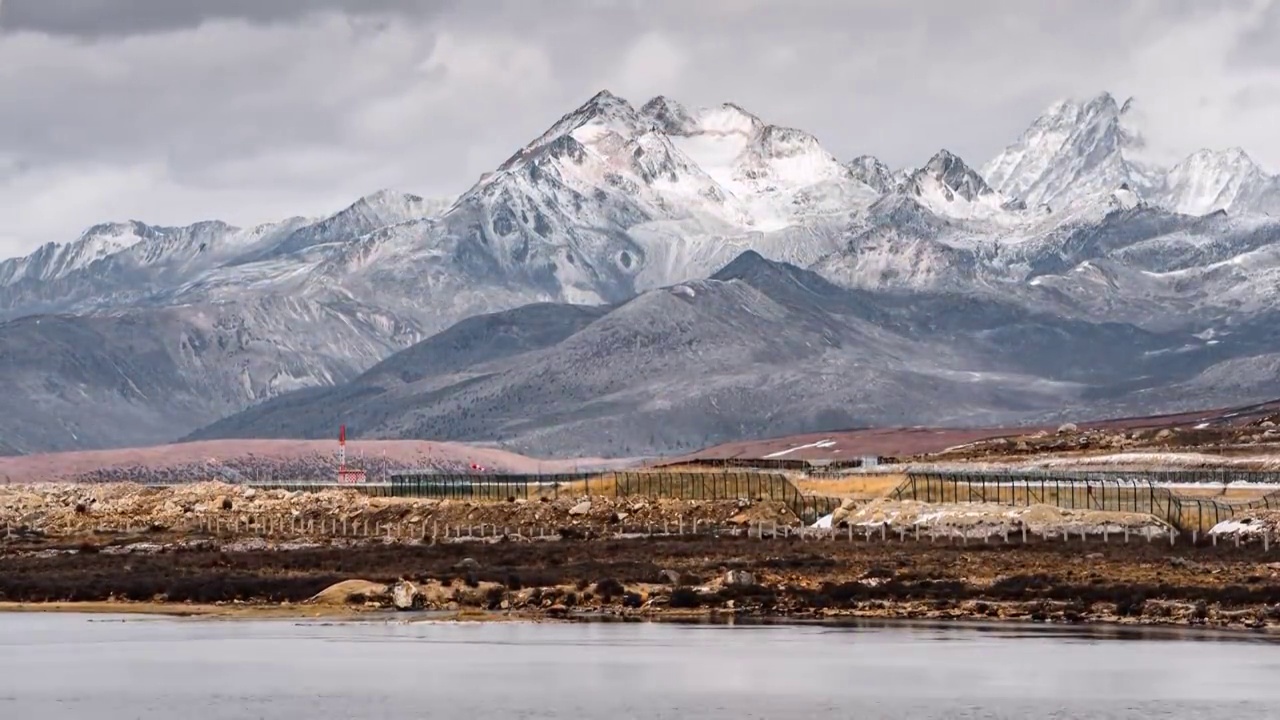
[4,88,1280,456]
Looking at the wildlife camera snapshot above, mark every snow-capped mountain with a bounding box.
[5,87,1280,456]
[983,92,1280,217]
[983,93,1162,212]
[1162,148,1280,217]
[902,150,1015,219]
[846,155,897,194]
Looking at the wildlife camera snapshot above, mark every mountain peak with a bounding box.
[498,89,650,172]
[639,95,693,134]
[846,155,895,193]
[580,89,631,115]
[1162,146,1273,216]
[356,188,424,206]
[982,90,1158,210]
[912,149,995,203]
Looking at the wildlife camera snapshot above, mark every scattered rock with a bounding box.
[392,580,424,611]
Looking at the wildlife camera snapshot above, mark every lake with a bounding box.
[1,614,1278,719]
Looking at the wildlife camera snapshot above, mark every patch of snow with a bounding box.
[763,439,836,458]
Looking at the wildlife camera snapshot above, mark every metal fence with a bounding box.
[386,472,598,500]
[612,472,841,524]
[892,470,1280,535]
[387,470,842,525]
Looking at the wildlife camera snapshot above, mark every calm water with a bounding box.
[2,615,1279,719]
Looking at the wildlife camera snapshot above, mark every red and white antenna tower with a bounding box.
[338,424,347,470]
[335,425,366,483]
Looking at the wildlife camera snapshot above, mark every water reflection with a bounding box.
[1,613,1278,720]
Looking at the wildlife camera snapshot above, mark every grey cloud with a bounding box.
[2,0,1279,259]
[1230,0,1280,67]
[0,0,458,36]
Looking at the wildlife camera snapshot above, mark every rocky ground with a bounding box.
[3,481,1278,631]
[828,498,1173,539]
[0,482,1182,542]
[1,535,1278,631]
[0,482,800,539]
[918,416,1280,465]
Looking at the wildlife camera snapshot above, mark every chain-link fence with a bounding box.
[892,470,1280,535]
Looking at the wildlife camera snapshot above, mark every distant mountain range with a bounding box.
[3,90,1279,457]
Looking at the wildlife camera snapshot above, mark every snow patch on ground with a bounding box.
[1208,513,1280,537]
[764,439,836,458]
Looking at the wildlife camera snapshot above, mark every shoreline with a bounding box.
[3,600,1279,638]
[4,529,1278,635]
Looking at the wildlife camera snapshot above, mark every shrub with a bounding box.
[668,587,701,608]
[595,578,625,600]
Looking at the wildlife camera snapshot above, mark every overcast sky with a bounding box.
[2,0,1279,259]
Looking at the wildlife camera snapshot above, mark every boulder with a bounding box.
[454,557,481,571]
[569,500,592,516]
[392,581,424,611]
[830,497,860,526]
[1056,423,1078,435]
[723,570,755,588]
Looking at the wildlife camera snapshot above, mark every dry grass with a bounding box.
[1166,486,1276,501]
[793,474,906,499]
[547,471,801,501]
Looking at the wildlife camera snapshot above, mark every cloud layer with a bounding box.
[2,0,1279,257]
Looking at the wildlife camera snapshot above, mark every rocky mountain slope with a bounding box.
[4,89,1280,456]
[190,251,1274,458]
